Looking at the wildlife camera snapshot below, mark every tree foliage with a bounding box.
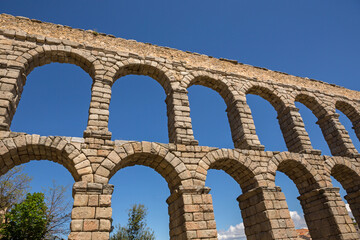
[110,204,155,240]
[1,192,48,240]
[0,167,71,239]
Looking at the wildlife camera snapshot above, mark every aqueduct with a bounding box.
[0,14,360,239]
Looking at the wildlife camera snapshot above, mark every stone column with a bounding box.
[298,187,358,240]
[166,186,217,240]
[277,106,321,154]
[316,113,358,157]
[69,182,113,240]
[0,66,24,131]
[345,191,360,228]
[353,121,360,143]
[237,186,298,240]
[166,89,198,145]
[226,100,265,150]
[83,78,112,141]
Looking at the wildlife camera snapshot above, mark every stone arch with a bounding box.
[268,152,330,239]
[268,152,323,194]
[325,157,360,229]
[295,93,359,156]
[244,84,287,112]
[325,157,360,193]
[20,46,100,80]
[242,84,294,151]
[183,72,262,149]
[0,135,92,182]
[183,71,239,105]
[335,100,360,142]
[95,142,191,192]
[4,46,101,130]
[321,157,360,232]
[196,149,300,240]
[107,60,175,95]
[294,93,330,118]
[100,61,181,142]
[195,149,260,193]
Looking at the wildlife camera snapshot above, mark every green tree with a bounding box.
[0,167,71,239]
[111,204,155,240]
[1,192,48,240]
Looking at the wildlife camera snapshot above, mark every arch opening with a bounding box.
[109,75,168,142]
[275,171,309,234]
[275,159,321,238]
[188,84,233,148]
[295,100,331,155]
[202,154,259,239]
[11,63,92,137]
[246,93,287,151]
[330,164,360,230]
[206,169,245,240]
[109,165,170,240]
[0,160,74,239]
[335,101,360,137]
[335,103,360,152]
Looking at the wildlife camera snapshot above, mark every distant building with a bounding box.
[296,229,311,240]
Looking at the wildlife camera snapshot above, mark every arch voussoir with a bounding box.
[0,135,88,181]
[269,152,324,193]
[195,149,260,192]
[325,156,360,190]
[98,142,191,192]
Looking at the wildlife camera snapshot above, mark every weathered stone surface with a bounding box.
[0,13,359,240]
[72,207,95,219]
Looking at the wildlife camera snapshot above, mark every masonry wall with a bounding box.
[0,14,360,240]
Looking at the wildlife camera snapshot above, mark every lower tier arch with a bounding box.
[0,134,92,182]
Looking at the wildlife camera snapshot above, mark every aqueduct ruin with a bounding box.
[0,13,360,240]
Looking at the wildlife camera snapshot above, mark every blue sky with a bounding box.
[2,1,360,239]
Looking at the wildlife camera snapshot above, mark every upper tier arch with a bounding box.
[2,46,101,131]
[19,46,101,79]
[335,100,360,142]
[106,61,175,95]
[294,93,330,118]
[244,84,287,112]
[182,72,240,105]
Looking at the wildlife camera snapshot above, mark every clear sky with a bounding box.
[2,1,360,239]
